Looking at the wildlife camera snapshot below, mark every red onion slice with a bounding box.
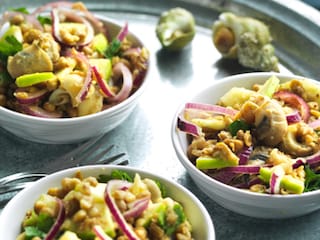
[109,62,133,102]
[117,22,128,42]
[286,111,302,124]
[185,102,238,117]
[177,115,202,137]
[273,90,310,122]
[19,104,63,118]
[14,88,48,105]
[123,196,150,220]
[269,168,284,194]
[221,165,261,174]
[309,119,320,129]
[92,66,115,98]
[305,151,320,167]
[104,180,139,240]
[93,225,113,240]
[51,8,94,47]
[238,146,253,165]
[44,198,66,240]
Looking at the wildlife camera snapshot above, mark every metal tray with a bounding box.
[1,0,320,239]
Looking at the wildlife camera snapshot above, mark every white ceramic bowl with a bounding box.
[171,72,320,219]
[0,165,215,239]
[0,17,149,144]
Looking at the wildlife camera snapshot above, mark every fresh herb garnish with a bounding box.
[104,39,121,58]
[37,15,52,26]
[0,35,23,62]
[228,119,251,136]
[304,165,320,192]
[98,170,133,183]
[24,226,46,239]
[9,7,29,14]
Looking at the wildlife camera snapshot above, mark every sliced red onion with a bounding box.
[108,62,133,102]
[309,119,320,130]
[177,115,202,137]
[269,168,284,194]
[14,88,48,105]
[51,9,94,47]
[123,196,150,220]
[221,165,261,174]
[19,104,63,118]
[92,66,115,98]
[305,151,320,167]
[238,146,253,165]
[44,198,65,240]
[104,180,139,240]
[273,90,310,122]
[292,158,305,169]
[286,111,302,124]
[31,1,74,15]
[185,102,238,117]
[93,225,113,240]
[212,170,236,185]
[117,22,128,42]
[65,50,92,103]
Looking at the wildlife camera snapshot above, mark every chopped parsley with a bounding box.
[9,7,29,14]
[98,169,133,183]
[104,39,121,58]
[0,35,22,63]
[37,15,52,26]
[304,165,320,192]
[228,119,251,136]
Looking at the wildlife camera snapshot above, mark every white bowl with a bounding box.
[171,72,320,219]
[0,17,149,144]
[0,165,215,239]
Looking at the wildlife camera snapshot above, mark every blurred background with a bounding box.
[302,0,320,8]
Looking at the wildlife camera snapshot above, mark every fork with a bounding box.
[0,134,128,193]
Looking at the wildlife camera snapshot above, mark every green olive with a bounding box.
[156,7,196,51]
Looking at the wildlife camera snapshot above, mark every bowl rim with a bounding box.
[0,165,215,239]
[0,15,150,124]
[171,72,320,200]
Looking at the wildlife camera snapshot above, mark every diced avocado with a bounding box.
[89,58,112,82]
[92,33,109,53]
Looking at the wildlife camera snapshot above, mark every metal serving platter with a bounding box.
[1,0,320,239]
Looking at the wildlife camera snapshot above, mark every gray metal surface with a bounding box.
[1,0,320,239]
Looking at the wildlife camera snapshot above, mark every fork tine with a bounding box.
[75,144,115,163]
[98,152,127,164]
[55,134,106,162]
[0,182,33,194]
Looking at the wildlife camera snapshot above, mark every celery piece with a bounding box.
[16,72,55,87]
[257,75,280,98]
[196,156,237,170]
[89,58,112,82]
[259,167,304,194]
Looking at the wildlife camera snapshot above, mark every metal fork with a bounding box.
[0,134,129,194]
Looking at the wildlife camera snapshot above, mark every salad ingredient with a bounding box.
[0,1,149,118]
[212,12,279,72]
[156,7,195,50]
[178,76,320,194]
[18,170,193,239]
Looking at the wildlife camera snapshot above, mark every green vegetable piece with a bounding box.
[228,119,250,136]
[196,156,238,170]
[16,72,55,87]
[258,75,280,98]
[9,7,29,14]
[24,226,46,239]
[156,7,196,50]
[304,165,320,192]
[104,39,121,59]
[0,26,23,62]
[37,15,52,26]
[259,167,304,194]
[89,58,112,81]
[92,33,109,54]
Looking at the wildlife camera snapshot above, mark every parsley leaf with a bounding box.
[9,7,29,14]
[37,15,52,26]
[98,170,133,183]
[24,226,46,239]
[0,35,22,62]
[104,39,121,58]
[228,119,251,136]
[304,165,320,192]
